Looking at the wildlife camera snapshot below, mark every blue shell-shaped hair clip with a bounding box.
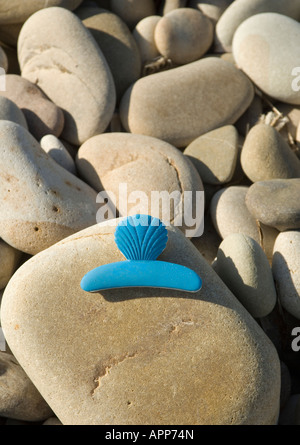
[80,214,202,293]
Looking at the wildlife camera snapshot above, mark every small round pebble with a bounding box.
[272,231,300,320]
[154,8,214,65]
[214,233,277,318]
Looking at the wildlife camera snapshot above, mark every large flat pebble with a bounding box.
[120,57,254,147]
[0,220,281,425]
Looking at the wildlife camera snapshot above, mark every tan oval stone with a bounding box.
[241,124,300,182]
[76,132,204,237]
[154,8,214,65]
[0,121,101,255]
[216,0,300,52]
[0,220,281,425]
[77,5,141,101]
[0,75,64,140]
[232,13,300,105]
[120,57,254,147]
[245,179,300,231]
[18,7,116,145]
[184,125,239,185]
[0,0,84,25]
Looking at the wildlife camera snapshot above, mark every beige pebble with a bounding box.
[76,132,204,237]
[214,233,277,318]
[0,219,281,425]
[77,5,141,101]
[18,7,116,145]
[133,16,161,63]
[110,0,156,29]
[233,13,300,105]
[241,124,300,182]
[0,0,84,25]
[120,57,254,147]
[184,125,239,185]
[0,351,53,421]
[216,0,300,52]
[245,179,300,232]
[0,75,64,140]
[0,121,101,255]
[154,8,214,65]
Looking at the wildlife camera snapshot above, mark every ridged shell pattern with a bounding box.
[114,214,168,261]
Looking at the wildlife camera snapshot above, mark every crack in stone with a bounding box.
[91,352,138,397]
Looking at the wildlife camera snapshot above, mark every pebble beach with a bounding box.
[0,0,299,426]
